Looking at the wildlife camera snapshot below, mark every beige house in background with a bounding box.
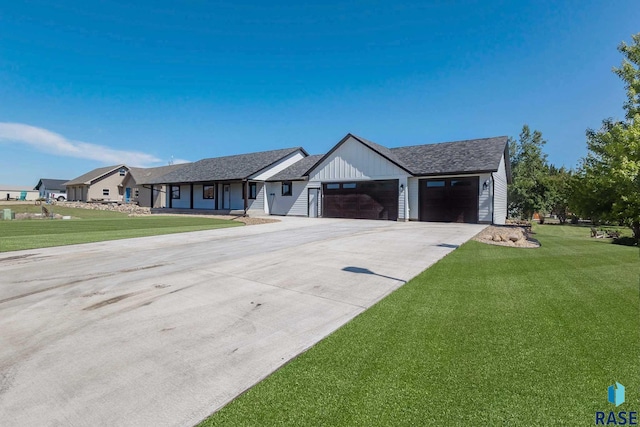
[122,164,187,208]
[65,163,188,207]
[65,165,130,203]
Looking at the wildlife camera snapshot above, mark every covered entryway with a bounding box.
[419,177,479,223]
[322,179,398,220]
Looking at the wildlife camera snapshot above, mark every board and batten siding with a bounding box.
[266,181,309,216]
[308,136,408,182]
[492,154,508,225]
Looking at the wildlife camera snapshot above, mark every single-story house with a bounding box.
[34,178,69,199]
[1,185,40,201]
[122,164,189,208]
[148,147,308,213]
[150,133,510,224]
[65,165,130,202]
[65,163,191,206]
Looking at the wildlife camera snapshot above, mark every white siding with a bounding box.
[193,184,216,209]
[493,154,508,225]
[250,151,306,180]
[408,177,419,220]
[229,182,244,210]
[398,176,408,221]
[247,182,265,213]
[477,173,492,223]
[309,136,408,181]
[267,181,309,216]
[170,184,191,209]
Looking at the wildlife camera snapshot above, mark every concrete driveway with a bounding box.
[0,217,485,426]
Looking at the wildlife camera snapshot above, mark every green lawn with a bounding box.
[202,225,639,426]
[0,205,242,252]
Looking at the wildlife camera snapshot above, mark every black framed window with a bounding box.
[203,185,214,199]
[102,189,110,196]
[171,185,181,199]
[282,181,292,196]
[249,182,257,199]
[326,183,340,189]
[119,168,126,176]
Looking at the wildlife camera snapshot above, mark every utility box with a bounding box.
[3,209,12,220]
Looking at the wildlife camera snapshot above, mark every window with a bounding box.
[134,188,139,198]
[282,181,292,196]
[203,185,214,199]
[119,168,126,176]
[326,183,340,190]
[342,183,357,189]
[171,185,181,199]
[248,182,257,199]
[451,180,471,187]
[426,181,445,187]
[102,189,110,196]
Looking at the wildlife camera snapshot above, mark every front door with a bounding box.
[308,188,319,217]
[223,184,230,209]
[125,187,131,202]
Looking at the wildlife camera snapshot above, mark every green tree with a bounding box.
[574,33,640,238]
[508,125,550,220]
[546,165,572,224]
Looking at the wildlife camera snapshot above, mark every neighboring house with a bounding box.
[34,178,69,199]
[149,147,308,213]
[122,164,189,208]
[1,185,39,201]
[150,133,510,224]
[65,165,130,202]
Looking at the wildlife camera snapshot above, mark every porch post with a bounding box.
[243,180,248,215]
[190,183,194,209]
[150,185,154,208]
[169,185,172,209]
[214,182,218,210]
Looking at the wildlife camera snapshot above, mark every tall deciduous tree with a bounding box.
[574,33,640,238]
[508,125,550,220]
[546,165,572,224]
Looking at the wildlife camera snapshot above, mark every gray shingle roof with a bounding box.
[128,164,190,185]
[65,165,126,186]
[390,136,508,175]
[267,155,324,181]
[149,147,306,184]
[34,178,70,190]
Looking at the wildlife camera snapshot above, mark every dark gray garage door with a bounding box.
[419,177,479,223]
[323,180,398,221]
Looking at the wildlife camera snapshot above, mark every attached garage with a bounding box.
[419,177,479,223]
[323,180,398,221]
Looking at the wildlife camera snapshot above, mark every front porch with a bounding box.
[150,208,248,216]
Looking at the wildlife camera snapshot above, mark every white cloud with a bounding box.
[0,122,163,167]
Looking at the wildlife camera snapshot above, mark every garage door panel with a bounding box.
[322,180,398,221]
[419,177,479,223]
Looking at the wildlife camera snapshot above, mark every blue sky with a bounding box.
[0,1,638,185]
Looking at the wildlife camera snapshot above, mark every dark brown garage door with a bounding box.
[419,177,479,223]
[323,180,398,221]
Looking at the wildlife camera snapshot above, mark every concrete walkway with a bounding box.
[0,218,485,426]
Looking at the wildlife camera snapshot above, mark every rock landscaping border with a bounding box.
[474,225,540,248]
